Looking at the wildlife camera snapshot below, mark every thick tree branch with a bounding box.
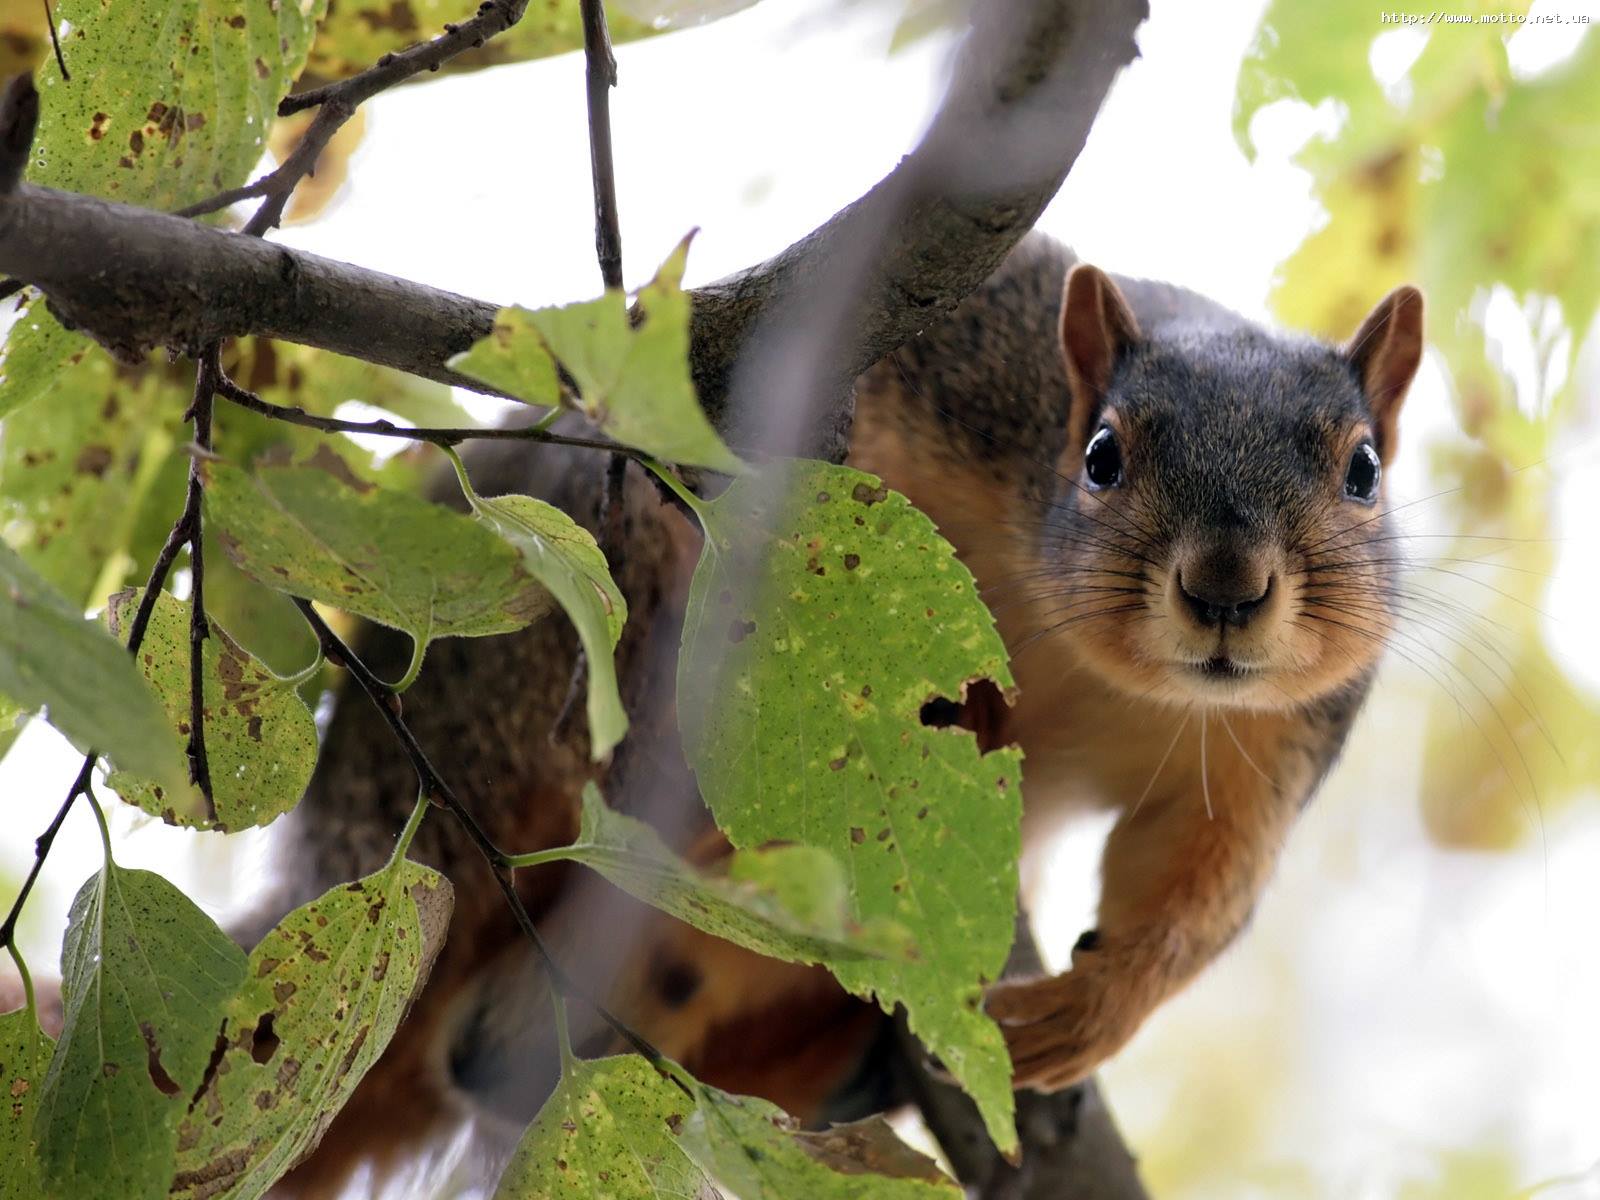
[0,0,1143,454]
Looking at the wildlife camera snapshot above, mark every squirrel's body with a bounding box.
[268,234,1422,1195]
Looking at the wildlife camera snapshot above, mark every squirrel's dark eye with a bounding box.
[1344,442,1381,503]
[1084,427,1122,490]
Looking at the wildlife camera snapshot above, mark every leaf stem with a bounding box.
[640,458,707,521]
[389,637,427,694]
[84,782,113,863]
[549,977,576,1073]
[5,942,35,1017]
[387,788,430,868]
[501,846,574,869]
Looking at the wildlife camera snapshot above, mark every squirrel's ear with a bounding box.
[1345,285,1424,463]
[1060,264,1141,453]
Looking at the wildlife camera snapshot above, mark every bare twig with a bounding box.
[182,349,219,817]
[40,0,70,81]
[579,0,623,292]
[289,596,663,1065]
[214,374,647,457]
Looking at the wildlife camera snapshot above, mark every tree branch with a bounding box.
[182,349,219,816]
[288,596,664,1067]
[0,0,1144,453]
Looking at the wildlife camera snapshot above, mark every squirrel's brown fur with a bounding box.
[263,233,1423,1194]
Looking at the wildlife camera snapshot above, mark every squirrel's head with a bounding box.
[1048,264,1424,711]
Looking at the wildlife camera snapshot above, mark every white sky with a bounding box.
[4,1,1600,1195]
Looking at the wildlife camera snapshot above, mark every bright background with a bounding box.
[4,1,1599,1196]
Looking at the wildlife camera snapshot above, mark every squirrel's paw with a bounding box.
[985,952,1147,1092]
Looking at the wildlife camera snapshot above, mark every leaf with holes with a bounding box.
[678,461,1022,1154]
[102,589,318,831]
[492,1055,711,1200]
[34,862,246,1200]
[2,0,330,417]
[0,1003,54,1199]
[557,784,913,967]
[451,236,743,473]
[452,466,629,758]
[168,859,452,1200]
[202,446,551,680]
[0,542,187,795]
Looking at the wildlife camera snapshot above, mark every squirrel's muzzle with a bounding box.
[1174,548,1275,631]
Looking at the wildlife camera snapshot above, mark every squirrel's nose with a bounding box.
[1177,572,1273,630]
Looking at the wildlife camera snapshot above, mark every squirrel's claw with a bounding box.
[985,959,1147,1092]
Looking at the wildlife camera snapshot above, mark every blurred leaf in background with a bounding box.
[1235,0,1600,850]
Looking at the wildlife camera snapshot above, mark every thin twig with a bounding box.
[579,0,623,292]
[182,349,219,817]
[214,374,651,458]
[175,0,533,234]
[289,597,662,1064]
[40,0,70,81]
[0,455,211,949]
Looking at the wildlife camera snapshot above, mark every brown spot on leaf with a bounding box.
[843,553,861,570]
[829,756,847,771]
[851,481,889,506]
[88,111,109,140]
[727,618,756,644]
[273,980,297,1004]
[849,826,865,844]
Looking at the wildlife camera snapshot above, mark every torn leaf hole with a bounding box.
[140,1022,181,1096]
[918,679,1008,752]
[250,1012,280,1064]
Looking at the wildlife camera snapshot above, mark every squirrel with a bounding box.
[249,232,1423,1195]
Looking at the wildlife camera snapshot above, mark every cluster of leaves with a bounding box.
[1,0,1026,1196]
[1235,0,1600,849]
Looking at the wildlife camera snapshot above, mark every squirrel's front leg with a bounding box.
[988,760,1300,1091]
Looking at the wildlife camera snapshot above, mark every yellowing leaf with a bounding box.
[169,860,452,1200]
[452,236,744,473]
[104,589,318,831]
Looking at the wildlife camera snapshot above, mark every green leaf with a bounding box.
[551,784,912,967]
[0,542,187,794]
[35,862,247,1200]
[3,0,330,418]
[0,689,26,766]
[0,1004,54,1200]
[494,1055,958,1200]
[678,461,1022,1154]
[301,0,759,90]
[169,859,453,1200]
[103,589,318,832]
[492,1055,710,1200]
[452,467,629,759]
[202,445,550,678]
[451,236,744,473]
[0,349,188,607]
